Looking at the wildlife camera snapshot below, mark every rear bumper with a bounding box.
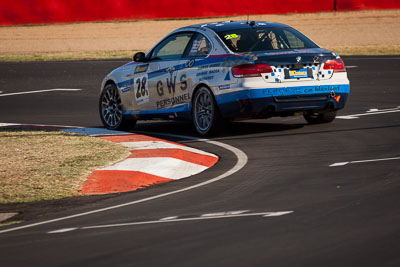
[215,84,350,119]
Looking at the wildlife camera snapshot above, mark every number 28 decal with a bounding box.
[135,76,149,105]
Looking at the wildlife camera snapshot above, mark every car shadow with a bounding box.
[131,119,305,139]
[130,119,400,144]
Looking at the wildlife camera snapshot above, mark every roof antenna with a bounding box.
[246,11,255,26]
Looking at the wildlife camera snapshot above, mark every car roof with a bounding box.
[182,21,290,32]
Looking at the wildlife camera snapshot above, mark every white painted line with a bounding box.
[337,106,400,119]
[329,162,349,167]
[47,228,78,234]
[0,122,82,128]
[263,211,294,217]
[370,107,400,112]
[346,66,358,69]
[201,210,249,217]
[0,123,20,127]
[337,116,359,120]
[47,211,293,233]
[330,156,400,167]
[81,211,293,229]
[101,157,208,179]
[120,140,216,157]
[159,216,178,221]
[0,133,248,234]
[0,88,82,97]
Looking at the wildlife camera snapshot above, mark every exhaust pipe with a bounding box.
[330,91,336,98]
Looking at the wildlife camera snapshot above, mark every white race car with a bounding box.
[100,20,350,135]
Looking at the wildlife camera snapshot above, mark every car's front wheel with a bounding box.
[192,86,221,135]
[99,83,136,130]
[303,110,337,124]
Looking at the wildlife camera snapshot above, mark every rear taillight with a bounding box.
[232,63,273,78]
[323,58,346,73]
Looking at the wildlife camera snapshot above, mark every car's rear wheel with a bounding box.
[99,83,136,130]
[304,110,337,124]
[192,86,221,135]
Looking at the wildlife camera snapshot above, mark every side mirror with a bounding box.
[133,52,146,62]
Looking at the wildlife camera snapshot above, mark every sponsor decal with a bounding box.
[190,40,202,52]
[224,33,239,40]
[224,71,231,81]
[198,62,221,70]
[157,93,190,108]
[262,85,345,97]
[121,87,131,93]
[288,69,308,78]
[196,71,208,77]
[134,75,149,105]
[195,64,221,82]
[284,67,313,79]
[185,59,195,68]
[208,69,219,74]
[213,35,230,53]
[221,54,257,73]
[135,64,149,74]
[156,73,187,97]
[199,76,214,81]
[218,84,231,90]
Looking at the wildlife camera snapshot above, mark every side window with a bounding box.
[188,34,212,58]
[150,32,193,60]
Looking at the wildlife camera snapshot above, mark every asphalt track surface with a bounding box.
[0,56,399,266]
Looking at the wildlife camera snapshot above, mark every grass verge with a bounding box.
[1,46,399,62]
[0,221,22,227]
[0,129,130,204]
[327,45,400,56]
[0,50,135,62]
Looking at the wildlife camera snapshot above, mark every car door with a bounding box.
[140,31,195,114]
[182,32,214,94]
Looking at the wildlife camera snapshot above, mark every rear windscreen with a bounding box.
[217,26,319,53]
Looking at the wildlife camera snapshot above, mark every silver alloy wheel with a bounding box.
[101,85,123,128]
[193,87,214,134]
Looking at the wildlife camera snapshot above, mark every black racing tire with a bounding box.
[192,86,222,136]
[304,110,337,124]
[99,83,136,130]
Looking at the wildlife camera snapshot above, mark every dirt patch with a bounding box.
[0,9,399,61]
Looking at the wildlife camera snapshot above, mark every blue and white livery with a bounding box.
[99,21,350,135]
